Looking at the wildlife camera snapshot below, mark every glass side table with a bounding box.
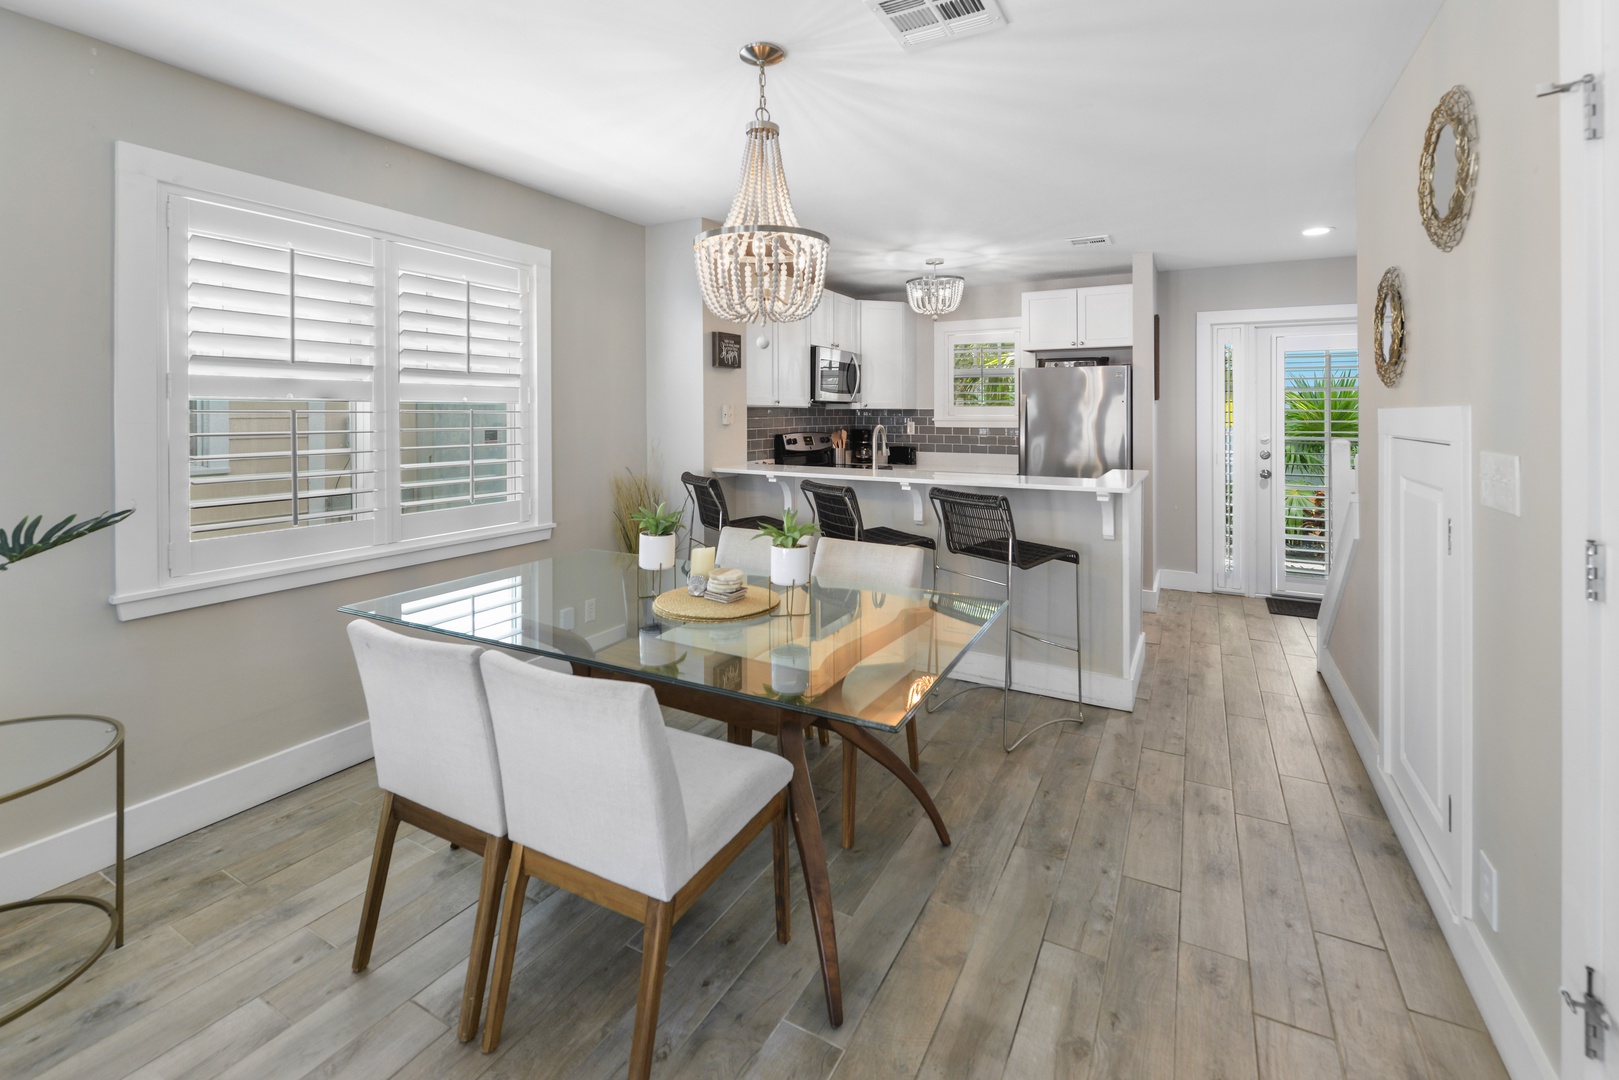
[0,715,124,1026]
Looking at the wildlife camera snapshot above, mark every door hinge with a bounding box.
[1447,796,1453,832]
[1447,518,1453,555]
[1562,966,1612,1060]
[1587,540,1605,602]
[1538,73,1604,140]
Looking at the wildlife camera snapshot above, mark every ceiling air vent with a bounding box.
[863,0,1007,51]
[1067,234,1113,247]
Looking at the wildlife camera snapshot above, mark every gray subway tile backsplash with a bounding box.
[745,407,1016,461]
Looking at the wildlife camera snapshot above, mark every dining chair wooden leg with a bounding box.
[840,740,858,850]
[481,843,530,1054]
[628,897,675,1080]
[771,803,791,944]
[352,792,400,973]
[457,834,510,1043]
[817,727,830,747]
[905,719,920,771]
[726,724,751,747]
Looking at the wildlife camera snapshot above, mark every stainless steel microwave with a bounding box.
[811,346,861,404]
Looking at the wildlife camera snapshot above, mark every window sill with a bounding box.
[110,522,556,621]
[932,415,1019,430]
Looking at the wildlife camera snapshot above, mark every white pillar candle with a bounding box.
[690,545,716,579]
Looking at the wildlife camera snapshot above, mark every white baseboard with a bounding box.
[0,720,374,905]
[949,632,1145,712]
[1158,568,1209,594]
[1316,649,1557,1080]
[1141,569,1161,613]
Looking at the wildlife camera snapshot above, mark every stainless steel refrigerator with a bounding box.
[1018,364,1133,478]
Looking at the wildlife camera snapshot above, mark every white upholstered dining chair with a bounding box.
[345,620,510,1044]
[714,524,776,578]
[811,538,930,847]
[476,652,795,1077]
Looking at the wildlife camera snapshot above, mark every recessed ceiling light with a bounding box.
[1302,226,1334,237]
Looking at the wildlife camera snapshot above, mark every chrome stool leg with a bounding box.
[1001,559,1086,752]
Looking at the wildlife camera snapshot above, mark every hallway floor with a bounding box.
[0,590,1508,1078]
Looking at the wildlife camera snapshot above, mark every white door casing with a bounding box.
[1559,0,1617,1073]
[1380,406,1473,913]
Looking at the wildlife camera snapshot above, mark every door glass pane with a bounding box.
[1281,349,1358,578]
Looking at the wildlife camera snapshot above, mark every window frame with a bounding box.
[931,318,1026,428]
[112,143,554,621]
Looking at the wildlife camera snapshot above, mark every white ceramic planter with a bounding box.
[639,532,677,571]
[770,543,813,588]
[639,629,679,667]
[769,644,810,696]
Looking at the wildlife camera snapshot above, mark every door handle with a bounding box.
[1260,469,1273,480]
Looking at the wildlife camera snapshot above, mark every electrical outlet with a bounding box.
[558,606,575,631]
[584,598,597,623]
[979,428,989,436]
[720,404,734,427]
[1477,850,1500,932]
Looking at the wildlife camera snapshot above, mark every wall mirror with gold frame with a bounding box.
[1374,266,1406,387]
[1418,85,1478,252]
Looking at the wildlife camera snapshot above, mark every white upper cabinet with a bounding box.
[744,318,811,407]
[1021,283,1133,350]
[855,300,917,409]
[745,326,774,406]
[775,317,811,407]
[808,290,861,351]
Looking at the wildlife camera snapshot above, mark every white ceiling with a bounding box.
[4,0,1441,294]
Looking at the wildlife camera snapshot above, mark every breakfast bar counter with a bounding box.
[715,461,1148,709]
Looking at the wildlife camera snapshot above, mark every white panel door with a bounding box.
[1384,424,1469,897]
[1080,287,1133,346]
[1023,289,1079,350]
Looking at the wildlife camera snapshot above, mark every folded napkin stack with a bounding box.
[705,567,748,604]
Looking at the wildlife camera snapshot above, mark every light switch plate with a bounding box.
[721,404,734,427]
[1479,452,1521,516]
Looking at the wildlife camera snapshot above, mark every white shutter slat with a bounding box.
[188,258,288,294]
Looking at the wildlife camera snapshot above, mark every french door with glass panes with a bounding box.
[1212,319,1358,598]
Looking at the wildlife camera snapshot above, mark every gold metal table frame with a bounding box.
[0,714,125,1026]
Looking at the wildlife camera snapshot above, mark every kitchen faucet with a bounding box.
[871,424,886,471]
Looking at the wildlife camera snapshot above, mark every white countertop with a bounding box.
[716,461,1148,495]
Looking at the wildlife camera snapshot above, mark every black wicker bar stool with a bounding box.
[799,480,935,550]
[681,472,783,552]
[927,487,1084,751]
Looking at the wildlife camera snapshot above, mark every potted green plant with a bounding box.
[630,501,682,571]
[755,507,819,588]
[1,508,133,572]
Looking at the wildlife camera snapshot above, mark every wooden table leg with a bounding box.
[828,719,951,847]
[777,722,843,1026]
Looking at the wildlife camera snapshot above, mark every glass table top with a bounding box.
[341,549,1006,732]
[0,716,122,801]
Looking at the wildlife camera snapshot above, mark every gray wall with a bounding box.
[1332,0,1562,1053]
[0,11,647,852]
[1153,258,1359,576]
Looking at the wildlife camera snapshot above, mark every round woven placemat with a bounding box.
[652,584,780,623]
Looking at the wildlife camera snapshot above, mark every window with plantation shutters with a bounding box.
[113,144,553,619]
[932,320,1024,426]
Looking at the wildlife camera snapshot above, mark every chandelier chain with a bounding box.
[756,65,770,123]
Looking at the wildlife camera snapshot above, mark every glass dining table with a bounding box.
[341,548,1005,1027]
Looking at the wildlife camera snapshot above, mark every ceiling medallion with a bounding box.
[1418,85,1479,252]
[693,43,829,324]
[1373,266,1406,388]
[906,259,965,321]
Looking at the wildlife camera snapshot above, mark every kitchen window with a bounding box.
[112,144,554,619]
[932,318,1024,427]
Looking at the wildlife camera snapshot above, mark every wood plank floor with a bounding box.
[1,591,1507,1079]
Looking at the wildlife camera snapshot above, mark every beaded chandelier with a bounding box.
[694,43,828,324]
[906,259,966,321]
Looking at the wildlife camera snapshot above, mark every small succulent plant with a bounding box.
[629,501,682,537]
[753,507,819,549]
